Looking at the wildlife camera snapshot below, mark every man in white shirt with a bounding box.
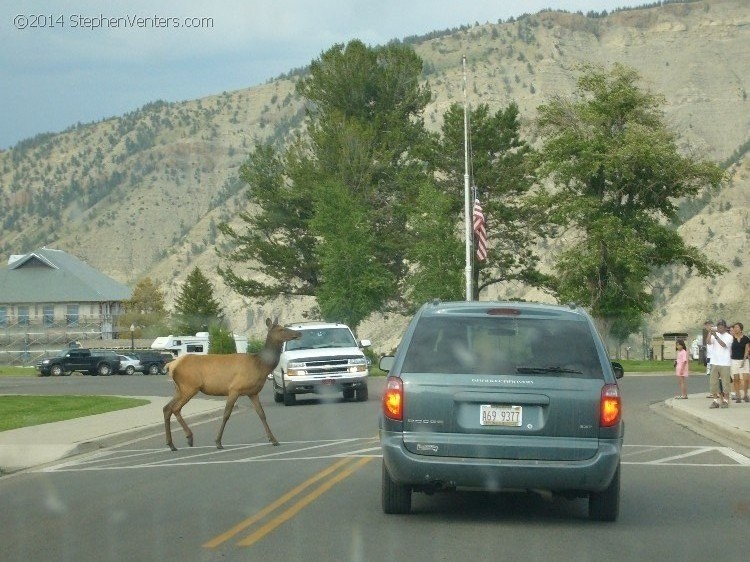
[707,319,733,408]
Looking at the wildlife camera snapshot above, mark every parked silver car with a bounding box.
[117,354,142,376]
[379,300,624,521]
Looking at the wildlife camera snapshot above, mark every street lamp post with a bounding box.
[130,324,135,351]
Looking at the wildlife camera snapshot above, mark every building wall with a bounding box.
[0,300,125,341]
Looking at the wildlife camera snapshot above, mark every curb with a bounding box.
[658,400,750,455]
[0,407,224,475]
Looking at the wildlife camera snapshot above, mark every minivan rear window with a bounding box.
[400,315,601,378]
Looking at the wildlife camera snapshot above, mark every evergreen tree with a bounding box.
[429,101,545,300]
[173,267,225,335]
[219,40,432,329]
[208,325,237,354]
[404,181,464,309]
[310,180,394,327]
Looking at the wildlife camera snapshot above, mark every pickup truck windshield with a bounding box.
[285,328,357,351]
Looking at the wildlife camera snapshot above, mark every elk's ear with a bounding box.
[273,317,279,327]
[265,318,272,329]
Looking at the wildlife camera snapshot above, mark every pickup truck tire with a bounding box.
[50,364,64,377]
[283,388,296,406]
[147,364,160,376]
[343,388,355,400]
[356,385,369,402]
[273,379,284,403]
[97,363,112,376]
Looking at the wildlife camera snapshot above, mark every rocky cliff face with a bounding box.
[1,0,748,353]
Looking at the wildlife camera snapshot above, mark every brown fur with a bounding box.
[163,318,301,450]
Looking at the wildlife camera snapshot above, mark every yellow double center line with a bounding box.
[203,456,373,549]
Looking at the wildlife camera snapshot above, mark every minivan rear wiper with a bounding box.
[516,366,584,374]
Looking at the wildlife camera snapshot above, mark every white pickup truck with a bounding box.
[271,322,371,406]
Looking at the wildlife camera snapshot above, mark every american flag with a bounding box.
[473,197,487,262]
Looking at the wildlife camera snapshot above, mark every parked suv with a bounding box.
[272,322,371,406]
[379,301,624,521]
[132,351,170,375]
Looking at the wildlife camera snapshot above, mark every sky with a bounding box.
[1,0,646,150]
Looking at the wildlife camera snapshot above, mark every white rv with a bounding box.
[150,331,248,357]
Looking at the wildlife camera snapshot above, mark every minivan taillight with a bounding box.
[383,376,403,421]
[600,384,621,427]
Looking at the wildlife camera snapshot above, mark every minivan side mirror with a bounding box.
[611,361,624,379]
[379,355,395,372]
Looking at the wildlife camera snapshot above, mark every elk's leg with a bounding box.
[215,393,240,449]
[249,393,279,446]
[164,390,198,450]
[163,398,178,451]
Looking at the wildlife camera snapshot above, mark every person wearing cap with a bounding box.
[730,322,750,403]
[707,319,733,408]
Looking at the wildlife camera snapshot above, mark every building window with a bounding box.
[0,306,6,327]
[18,305,30,326]
[66,304,79,327]
[43,304,54,326]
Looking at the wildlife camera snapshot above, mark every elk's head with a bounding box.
[265,318,301,347]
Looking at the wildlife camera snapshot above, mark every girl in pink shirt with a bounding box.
[675,339,689,399]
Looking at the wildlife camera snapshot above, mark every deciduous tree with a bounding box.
[533,63,726,337]
[122,277,168,338]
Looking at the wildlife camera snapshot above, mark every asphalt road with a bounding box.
[1,373,749,561]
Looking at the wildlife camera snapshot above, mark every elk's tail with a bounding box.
[166,355,183,380]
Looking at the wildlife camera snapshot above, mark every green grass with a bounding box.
[0,366,39,377]
[0,395,149,432]
[2,360,688,378]
[619,359,702,373]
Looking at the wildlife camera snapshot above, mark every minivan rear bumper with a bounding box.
[381,430,622,493]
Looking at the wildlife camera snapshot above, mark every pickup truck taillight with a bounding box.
[383,376,403,421]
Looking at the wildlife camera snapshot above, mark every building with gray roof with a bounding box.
[0,248,132,362]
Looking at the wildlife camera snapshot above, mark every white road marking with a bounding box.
[40,441,750,472]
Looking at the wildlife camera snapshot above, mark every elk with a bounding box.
[163,318,301,451]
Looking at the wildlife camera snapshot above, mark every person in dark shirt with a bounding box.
[730,322,750,403]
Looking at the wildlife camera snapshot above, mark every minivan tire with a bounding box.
[589,463,620,521]
[382,461,411,514]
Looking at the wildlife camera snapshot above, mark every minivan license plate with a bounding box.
[480,405,522,426]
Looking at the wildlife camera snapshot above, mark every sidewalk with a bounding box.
[661,392,750,452]
[0,396,225,474]
[1,392,749,475]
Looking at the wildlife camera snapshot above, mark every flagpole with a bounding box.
[463,54,472,301]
